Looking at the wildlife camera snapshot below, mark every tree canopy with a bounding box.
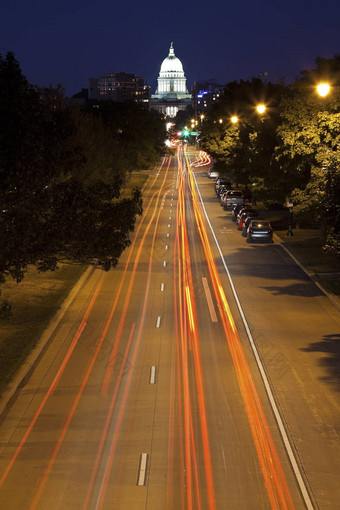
[199,61,340,256]
[0,52,167,291]
[275,58,340,250]
[200,79,286,197]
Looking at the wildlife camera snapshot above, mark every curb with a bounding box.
[0,265,95,417]
[273,233,340,312]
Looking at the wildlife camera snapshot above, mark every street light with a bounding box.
[256,104,266,114]
[231,115,238,124]
[219,118,223,124]
[316,83,330,97]
[286,201,294,236]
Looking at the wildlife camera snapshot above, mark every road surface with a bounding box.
[0,146,339,509]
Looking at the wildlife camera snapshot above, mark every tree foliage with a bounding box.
[200,60,340,255]
[0,52,166,289]
[276,58,340,253]
[200,79,286,198]
[84,100,167,173]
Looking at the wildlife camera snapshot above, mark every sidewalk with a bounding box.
[274,232,340,311]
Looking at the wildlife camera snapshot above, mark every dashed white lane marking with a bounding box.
[163,261,167,267]
[137,453,148,486]
[161,283,164,291]
[149,366,156,384]
[165,245,168,250]
[156,316,161,328]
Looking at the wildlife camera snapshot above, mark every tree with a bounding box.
[200,78,287,198]
[275,57,340,254]
[0,52,145,294]
[84,101,167,173]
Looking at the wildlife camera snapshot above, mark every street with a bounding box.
[0,146,339,509]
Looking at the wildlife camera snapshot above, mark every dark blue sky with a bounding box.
[1,0,340,96]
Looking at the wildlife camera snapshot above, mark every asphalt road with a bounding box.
[0,147,339,509]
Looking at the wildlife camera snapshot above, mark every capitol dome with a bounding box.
[151,42,191,118]
[160,43,184,73]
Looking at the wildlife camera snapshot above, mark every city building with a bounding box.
[151,43,191,118]
[192,80,225,116]
[88,72,150,109]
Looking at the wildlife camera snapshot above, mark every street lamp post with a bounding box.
[286,202,294,236]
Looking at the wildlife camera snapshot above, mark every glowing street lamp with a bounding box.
[256,104,266,114]
[219,118,223,124]
[231,115,238,124]
[316,83,330,97]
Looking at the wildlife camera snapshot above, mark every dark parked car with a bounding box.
[247,220,273,243]
[231,204,252,222]
[236,205,255,224]
[241,212,261,236]
[219,187,234,205]
[216,183,231,198]
[215,177,232,194]
[237,211,253,230]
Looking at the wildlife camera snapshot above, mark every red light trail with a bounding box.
[184,148,295,510]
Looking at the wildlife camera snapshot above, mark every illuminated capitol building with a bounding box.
[151,42,191,118]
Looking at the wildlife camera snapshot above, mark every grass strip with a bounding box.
[0,263,85,395]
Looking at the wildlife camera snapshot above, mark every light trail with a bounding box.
[184,149,295,510]
[168,207,186,510]
[172,146,216,509]
[101,183,171,395]
[82,322,135,510]
[190,151,211,168]
[176,161,193,509]
[92,167,170,510]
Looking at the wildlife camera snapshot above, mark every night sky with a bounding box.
[1,0,340,96]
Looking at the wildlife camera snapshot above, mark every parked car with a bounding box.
[216,183,230,198]
[208,167,219,179]
[237,211,253,230]
[215,177,232,194]
[247,220,273,243]
[241,212,261,236]
[222,190,244,210]
[232,204,252,222]
[219,187,232,205]
[236,205,255,224]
